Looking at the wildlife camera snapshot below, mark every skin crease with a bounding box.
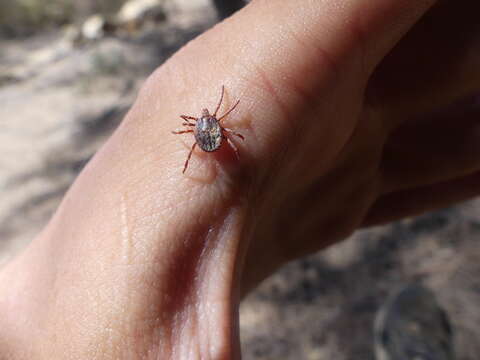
[1,0,480,358]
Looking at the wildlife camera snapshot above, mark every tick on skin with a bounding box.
[172,86,244,173]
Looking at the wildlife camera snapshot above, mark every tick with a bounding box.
[172,86,244,173]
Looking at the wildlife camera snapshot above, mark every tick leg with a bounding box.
[224,135,240,159]
[223,127,244,140]
[218,100,240,122]
[182,123,195,127]
[181,115,197,124]
[183,142,197,174]
[213,85,225,117]
[172,129,194,134]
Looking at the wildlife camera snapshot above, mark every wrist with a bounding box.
[0,86,252,357]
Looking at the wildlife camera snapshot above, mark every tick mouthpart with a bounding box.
[201,108,210,117]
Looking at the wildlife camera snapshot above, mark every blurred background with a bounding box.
[0,0,479,359]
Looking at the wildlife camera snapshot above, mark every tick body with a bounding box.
[172,86,244,173]
[195,111,223,152]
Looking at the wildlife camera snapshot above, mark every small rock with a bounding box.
[62,24,82,44]
[374,284,454,360]
[117,0,165,28]
[82,14,106,40]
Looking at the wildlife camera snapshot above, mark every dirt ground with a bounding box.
[1,2,479,359]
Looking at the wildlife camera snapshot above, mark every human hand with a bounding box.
[1,0,479,358]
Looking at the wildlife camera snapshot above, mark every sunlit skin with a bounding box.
[0,0,479,358]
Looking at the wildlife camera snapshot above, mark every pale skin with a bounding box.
[1,0,480,358]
